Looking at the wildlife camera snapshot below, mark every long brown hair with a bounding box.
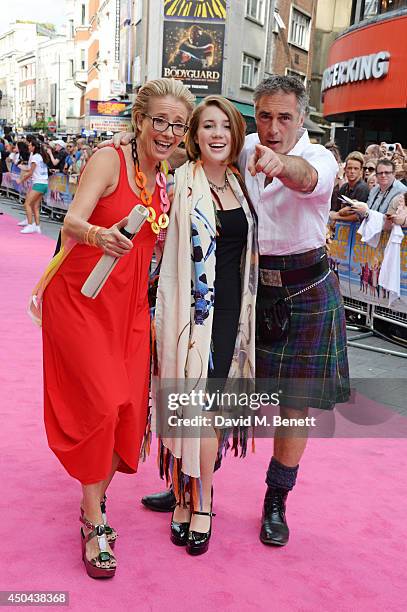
[185,95,246,165]
[31,139,51,165]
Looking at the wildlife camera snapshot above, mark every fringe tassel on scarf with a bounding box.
[158,439,203,512]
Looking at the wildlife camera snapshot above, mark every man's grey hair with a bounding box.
[253,75,309,116]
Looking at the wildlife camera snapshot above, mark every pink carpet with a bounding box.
[1,212,406,612]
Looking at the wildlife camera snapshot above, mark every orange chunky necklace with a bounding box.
[131,138,170,237]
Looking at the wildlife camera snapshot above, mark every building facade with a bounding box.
[272,0,317,86]
[0,23,44,129]
[64,0,91,132]
[85,0,122,104]
[63,0,126,133]
[309,0,353,120]
[0,1,323,135]
[117,0,318,134]
[17,52,36,128]
[322,0,407,152]
[36,37,69,131]
[0,22,68,132]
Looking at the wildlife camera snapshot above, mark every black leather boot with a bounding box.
[259,486,289,546]
[141,487,177,512]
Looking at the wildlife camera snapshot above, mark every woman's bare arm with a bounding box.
[63,147,133,257]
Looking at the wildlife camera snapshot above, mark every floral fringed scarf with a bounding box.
[153,161,258,510]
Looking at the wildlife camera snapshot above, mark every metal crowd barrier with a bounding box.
[1,168,77,221]
[330,222,407,356]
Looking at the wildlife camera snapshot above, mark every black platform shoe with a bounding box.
[170,503,191,546]
[259,486,289,546]
[141,487,177,513]
[186,502,216,556]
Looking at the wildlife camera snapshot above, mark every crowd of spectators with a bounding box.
[327,141,407,227]
[0,133,98,234]
[0,134,97,185]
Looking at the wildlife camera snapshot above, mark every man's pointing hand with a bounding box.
[247,144,284,178]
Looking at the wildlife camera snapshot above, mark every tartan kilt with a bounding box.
[256,247,350,410]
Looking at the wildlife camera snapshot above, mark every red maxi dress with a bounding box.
[42,147,159,484]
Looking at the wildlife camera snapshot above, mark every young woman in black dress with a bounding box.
[157,96,258,555]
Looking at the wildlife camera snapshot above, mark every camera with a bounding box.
[386,143,397,152]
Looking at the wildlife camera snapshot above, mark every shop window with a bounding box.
[241,53,260,89]
[288,8,311,51]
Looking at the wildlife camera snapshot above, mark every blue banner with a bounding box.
[329,221,407,314]
[1,171,77,210]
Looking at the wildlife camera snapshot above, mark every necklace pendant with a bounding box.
[147,206,157,221]
[208,173,229,194]
[158,213,169,229]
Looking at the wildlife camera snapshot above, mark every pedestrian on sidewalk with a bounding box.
[33,78,194,579]
[19,139,49,234]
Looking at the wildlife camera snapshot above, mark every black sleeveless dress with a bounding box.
[210,207,248,379]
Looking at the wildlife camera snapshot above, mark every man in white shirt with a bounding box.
[239,84,338,256]
[239,75,349,547]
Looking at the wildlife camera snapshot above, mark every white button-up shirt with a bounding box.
[239,129,338,256]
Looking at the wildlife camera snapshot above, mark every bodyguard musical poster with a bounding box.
[162,21,225,95]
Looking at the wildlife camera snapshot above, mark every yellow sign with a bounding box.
[164,0,227,20]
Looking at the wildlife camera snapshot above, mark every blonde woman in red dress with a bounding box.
[40,79,194,578]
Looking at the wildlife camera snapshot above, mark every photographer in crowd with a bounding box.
[46,140,67,173]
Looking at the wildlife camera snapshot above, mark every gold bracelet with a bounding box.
[91,227,103,247]
[87,225,102,246]
[87,225,97,245]
[84,225,93,245]
[84,225,102,246]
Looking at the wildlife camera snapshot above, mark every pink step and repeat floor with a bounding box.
[1,212,406,611]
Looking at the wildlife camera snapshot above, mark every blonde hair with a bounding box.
[185,95,246,165]
[345,151,364,168]
[132,78,195,135]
